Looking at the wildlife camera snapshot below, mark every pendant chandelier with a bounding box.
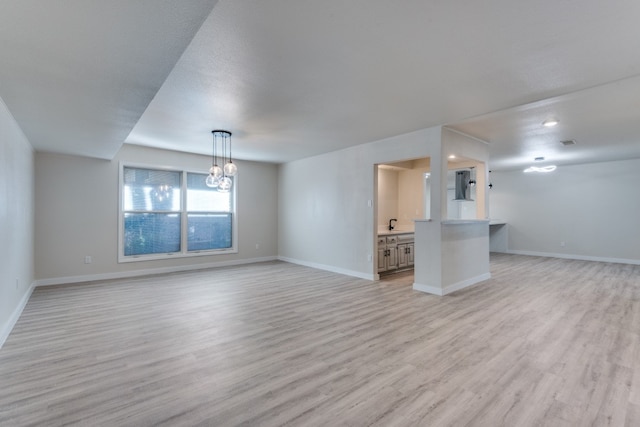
[206,130,237,192]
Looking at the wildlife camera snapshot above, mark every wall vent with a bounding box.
[560,139,576,146]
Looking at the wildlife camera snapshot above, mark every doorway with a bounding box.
[374,157,430,281]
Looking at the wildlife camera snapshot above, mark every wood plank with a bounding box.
[0,255,639,425]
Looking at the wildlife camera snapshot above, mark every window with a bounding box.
[119,165,236,261]
[186,173,232,251]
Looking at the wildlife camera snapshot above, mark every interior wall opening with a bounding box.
[374,157,430,282]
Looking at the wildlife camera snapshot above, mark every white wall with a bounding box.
[377,168,398,230]
[413,130,490,296]
[378,162,430,231]
[397,166,429,229]
[34,144,279,283]
[490,158,640,263]
[0,97,34,346]
[278,126,442,279]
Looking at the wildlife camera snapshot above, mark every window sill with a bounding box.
[118,248,238,263]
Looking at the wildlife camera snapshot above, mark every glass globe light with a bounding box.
[223,161,237,176]
[205,173,220,188]
[209,165,223,178]
[217,176,232,193]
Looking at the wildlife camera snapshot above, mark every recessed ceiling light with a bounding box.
[542,118,559,127]
[534,156,545,161]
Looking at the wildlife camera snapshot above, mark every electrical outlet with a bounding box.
[367,254,372,262]
[255,243,259,250]
[560,241,565,247]
[15,278,19,290]
[84,256,92,264]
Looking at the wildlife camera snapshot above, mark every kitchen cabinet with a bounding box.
[377,237,387,273]
[408,243,414,265]
[378,236,398,273]
[397,242,414,268]
[396,233,415,269]
[377,233,413,273]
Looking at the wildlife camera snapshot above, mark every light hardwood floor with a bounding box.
[1,254,639,426]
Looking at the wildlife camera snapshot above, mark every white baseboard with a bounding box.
[34,256,279,287]
[413,272,491,296]
[505,250,640,266]
[3,257,276,349]
[412,282,445,296]
[443,273,491,295]
[0,282,35,349]
[278,256,376,281]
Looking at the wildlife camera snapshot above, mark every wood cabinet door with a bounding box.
[377,247,387,273]
[407,243,414,266]
[397,244,407,268]
[387,246,398,270]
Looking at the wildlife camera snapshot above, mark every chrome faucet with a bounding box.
[388,218,397,231]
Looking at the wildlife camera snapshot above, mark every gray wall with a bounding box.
[278,126,442,279]
[34,144,279,283]
[490,158,640,263]
[0,97,34,345]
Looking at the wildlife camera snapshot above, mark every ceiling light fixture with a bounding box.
[524,165,557,173]
[448,155,456,159]
[542,118,559,127]
[206,130,237,192]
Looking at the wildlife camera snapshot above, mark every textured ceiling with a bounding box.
[2,0,640,170]
[448,74,640,170]
[0,0,218,159]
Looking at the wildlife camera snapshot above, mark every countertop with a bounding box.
[441,219,491,225]
[413,219,506,225]
[377,229,415,236]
